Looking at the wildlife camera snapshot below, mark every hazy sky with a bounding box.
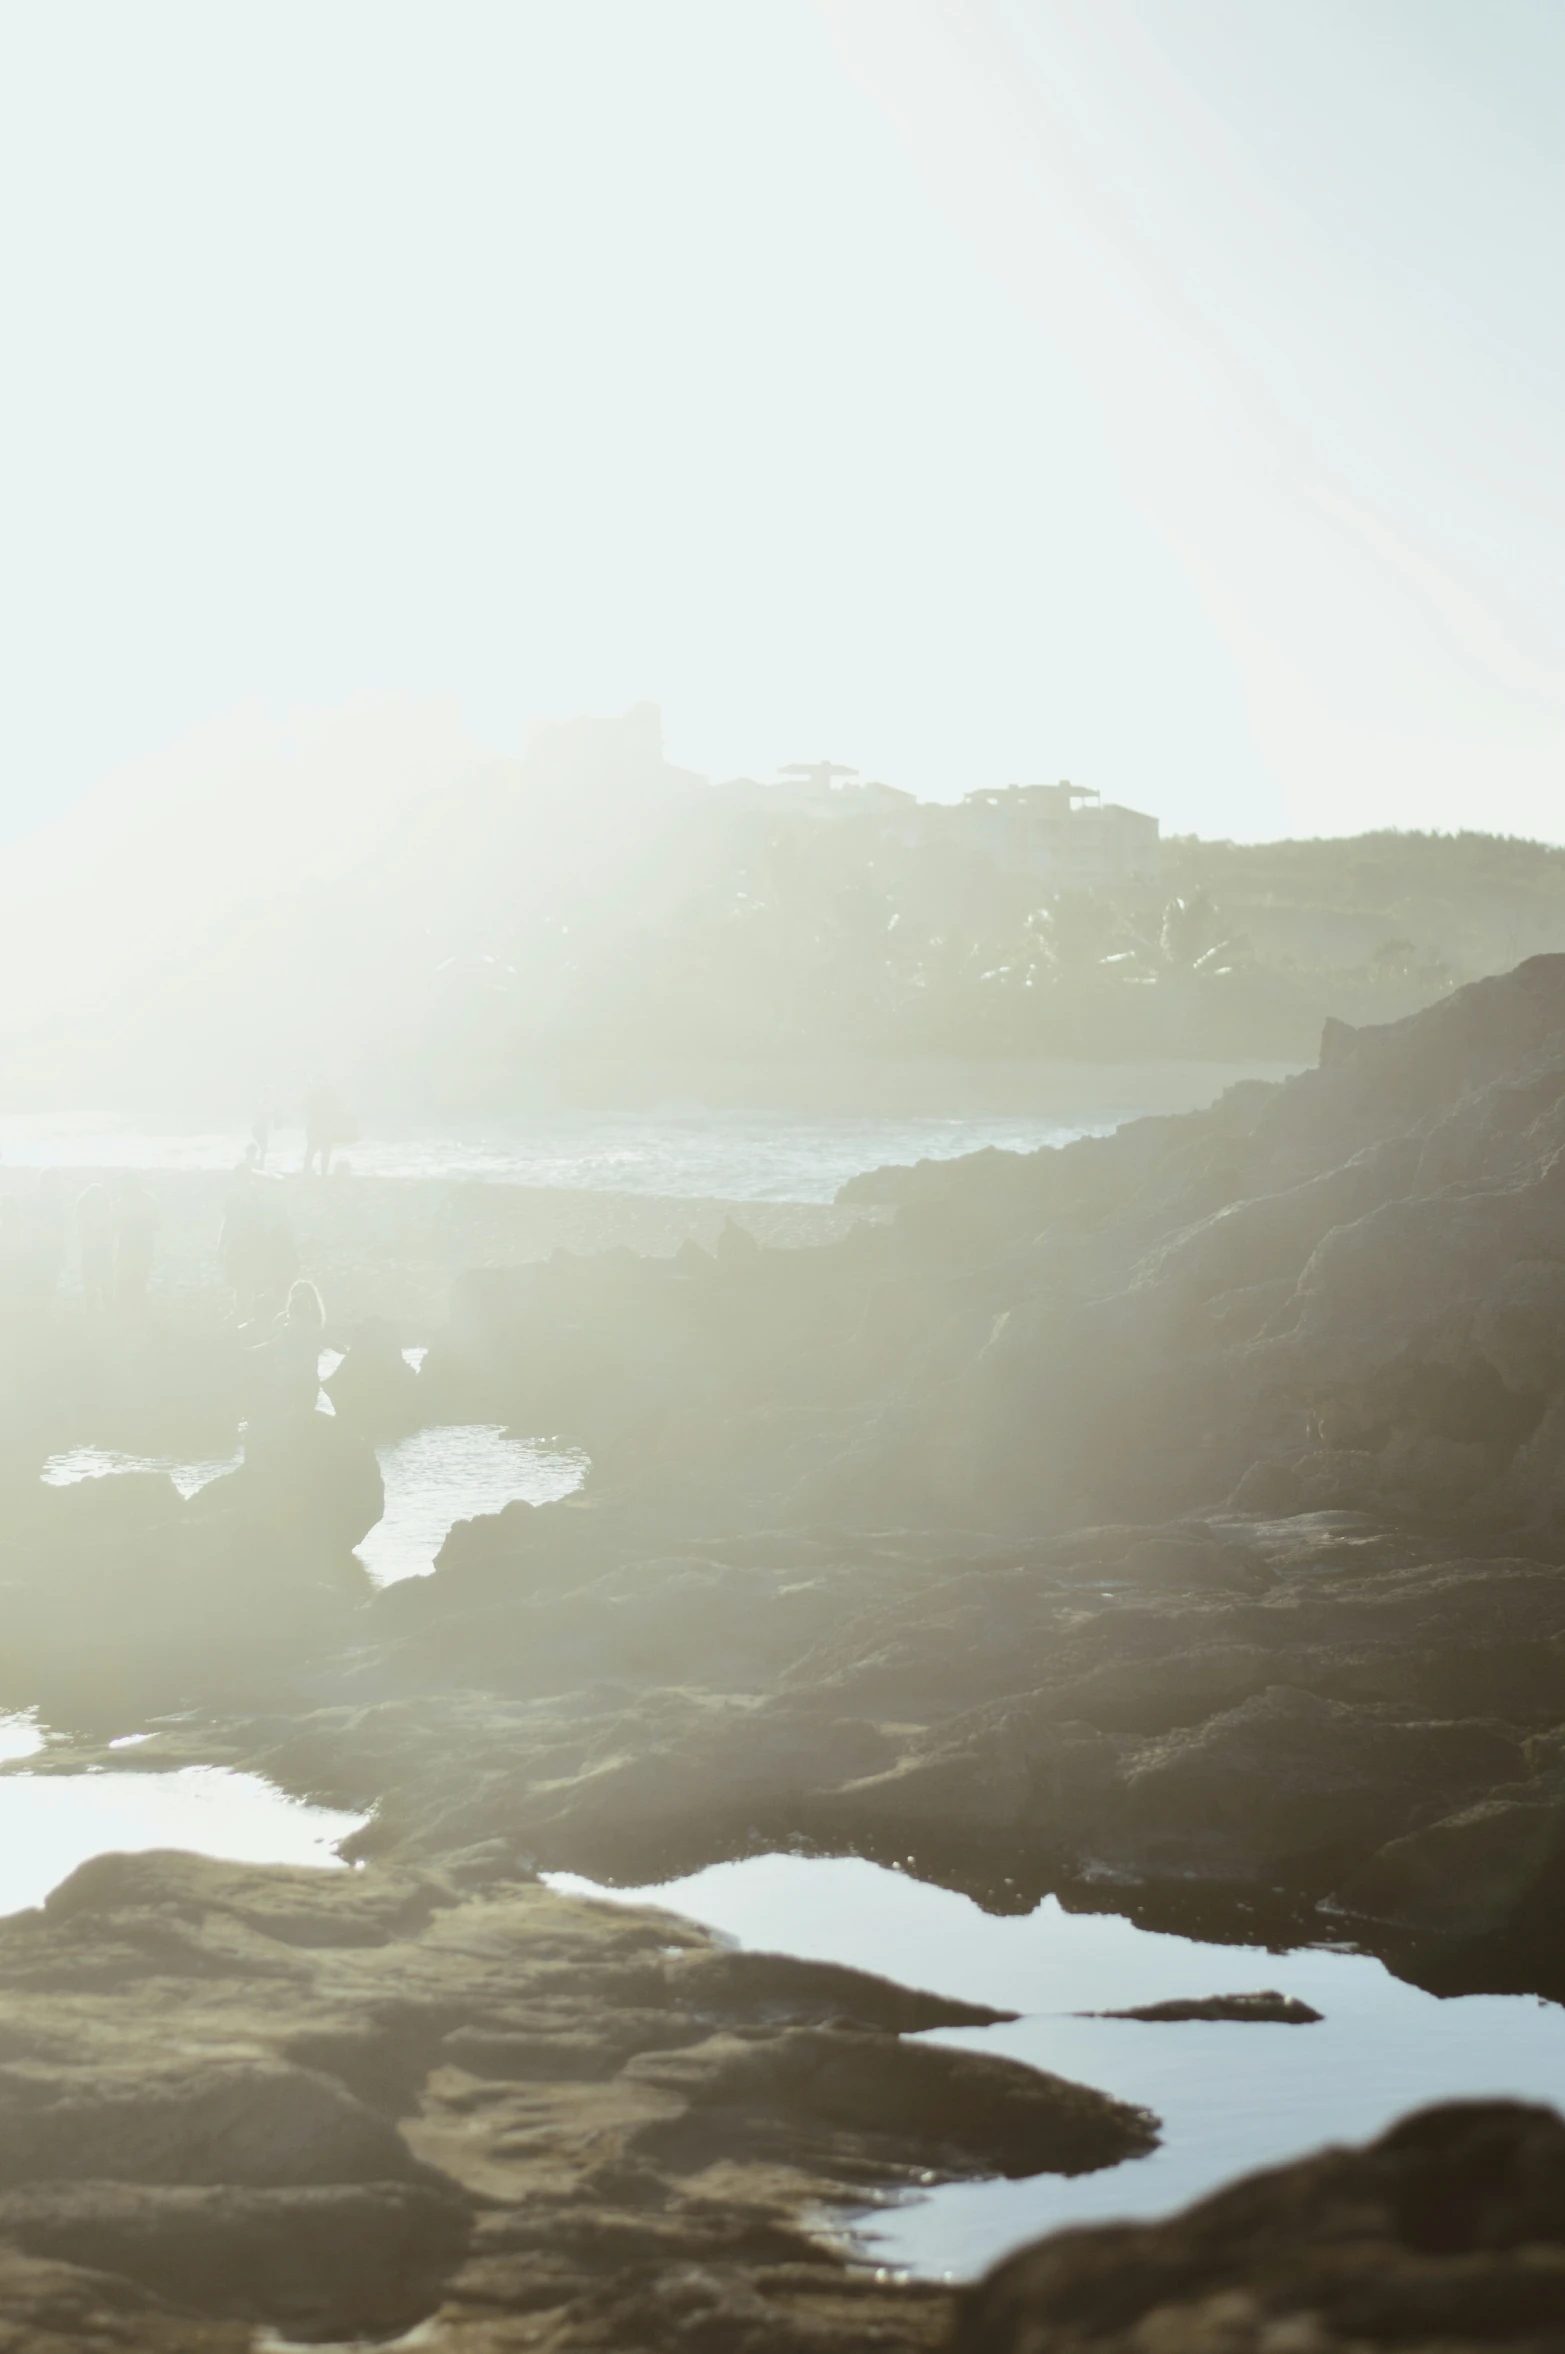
[3,0,1563,842]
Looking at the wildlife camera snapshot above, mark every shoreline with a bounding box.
[10,1168,885,1332]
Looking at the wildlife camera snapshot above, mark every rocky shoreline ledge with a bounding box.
[0,1847,1160,2347]
[8,959,1565,2342]
[12,1171,880,1333]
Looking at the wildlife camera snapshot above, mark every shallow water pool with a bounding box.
[545,1852,1565,2280]
[0,1740,366,1917]
[357,1423,587,1584]
[41,1445,243,1498]
[41,1421,587,1587]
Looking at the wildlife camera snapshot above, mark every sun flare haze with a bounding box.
[5,0,1565,847]
[4,9,1565,2352]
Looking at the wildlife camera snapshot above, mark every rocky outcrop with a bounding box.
[322,1318,424,1438]
[952,2099,1565,2354]
[31,1486,1560,1995]
[91,1510,1530,1995]
[0,1849,1152,2346]
[188,1410,384,1558]
[417,957,1565,1543]
[1086,1991,1321,2023]
[0,1468,366,1731]
[193,956,1558,1997]
[16,959,1565,2339]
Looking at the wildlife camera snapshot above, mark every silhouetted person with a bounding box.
[302,1088,355,1177]
[250,1115,270,1170]
[323,1314,421,1439]
[112,1174,159,1310]
[248,1278,327,1420]
[75,1183,115,1315]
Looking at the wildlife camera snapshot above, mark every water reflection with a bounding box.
[41,1446,240,1497]
[546,1852,1565,2280]
[0,1766,365,1917]
[41,1424,589,1587]
[0,1715,44,1766]
[357,1423,587,1585]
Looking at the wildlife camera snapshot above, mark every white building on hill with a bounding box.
[944,782,1160,886]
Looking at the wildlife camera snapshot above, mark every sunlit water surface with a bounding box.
[0,1711,364,1916]
[544,1852,1565,2281]
[42,1412,587,1586]
[0,1109,1139,1202]
[357,1423,586,1583]
[42,1446,246,1498]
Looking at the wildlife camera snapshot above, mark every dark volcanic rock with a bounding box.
[0,1499,365,1732]
[418,956,1565,1545]
[0,2246,252,2350]
[1330,1771,1565,1960]
[0,2056,419,2187]
[625,2028,1155,2181]
[323,1318,424,1439]
[32,968,1565,1853]
[0,2181,466,2340]
[190,1409,384,1556]
[135,1522,1558,1997]
[0,1849,1151,2348]
[21,959,1565,2338]
[951,2099,1565,2354]
[1086,1990,1322,2023]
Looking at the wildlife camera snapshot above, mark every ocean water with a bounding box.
[0,1108,1137,1204]
[546,1853,1565,2281]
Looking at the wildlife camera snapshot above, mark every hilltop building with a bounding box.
[718,764,923,840]
[943,782,1160,886]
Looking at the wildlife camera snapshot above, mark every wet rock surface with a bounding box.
[250,956,1565,1998]
[1084,1991,1322,2023]
[953,2099,1565,2354]
[13,962,1565,2337]
[111,1524,1564,1999]
[0,1849,1150,2345]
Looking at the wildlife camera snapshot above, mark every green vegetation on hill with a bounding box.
[454,821,1565,1079]
[1166,829,1565,982]
[7,696,1564,1101]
